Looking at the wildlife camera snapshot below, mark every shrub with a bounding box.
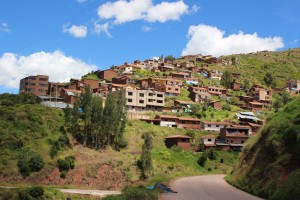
[29,185,44,198]
[60,171,67,179]
[65,155,75,169]
[18,189,31,200]
[206,148,217,160]
[57,158,70,171]
[17,159,31,176]
[198,152,207,167]
[222,104,231,111]
[170,145,182,153]
[29,155,44,172]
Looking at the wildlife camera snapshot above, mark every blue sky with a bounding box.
[0,0,300,93]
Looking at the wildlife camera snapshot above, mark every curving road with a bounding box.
[160,174,262,200]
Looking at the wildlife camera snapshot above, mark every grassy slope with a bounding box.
[220,48,300,87]
[227,98,300,199]
[0,104,64,178]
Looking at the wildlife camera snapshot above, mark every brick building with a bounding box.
[19,75,49,96]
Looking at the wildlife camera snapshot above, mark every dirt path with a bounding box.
[57,189,121,197]
[160,174,262,200]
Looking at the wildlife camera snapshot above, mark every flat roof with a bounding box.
[165,135,192,139]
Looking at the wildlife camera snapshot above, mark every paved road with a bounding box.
[160,174,262,200]
[57,189,121,197]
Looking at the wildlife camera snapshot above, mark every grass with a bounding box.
[227,97,300,199]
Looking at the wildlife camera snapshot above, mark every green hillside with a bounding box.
[221,48,300,87]
[0,94,238,192]
[227,97,300,199]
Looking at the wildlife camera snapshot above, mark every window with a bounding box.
[208,125,211,127]
[208,139,212,142]
[157,94,163,97]
[139,100,144,104]
[182,139,187,142]
[216,125,219,127]
[241,140,244,144]
[30,83,36,86]
[168,87,171,90]
[148,99,154,102]
[148,93,153,96]
[139,93,144,97]
[157,100,163,103]
[39,78,48,81]
[231,140,234,143]
[128,92,133,96]
[175,88,179,91]
[127,98,132,102]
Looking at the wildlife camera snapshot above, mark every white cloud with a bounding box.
[182,24,284,56]
[94,22,112,38]
[63,24,88,38]
[98,0,152,24]
[141,25,151,32]
[190,4,200,14]
[0,23,11,32]
[97,0,189,24]
[0,51,97,89]
[146,1,188,23]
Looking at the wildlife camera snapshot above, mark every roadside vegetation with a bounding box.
[227,97,300,200]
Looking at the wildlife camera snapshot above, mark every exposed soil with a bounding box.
[0,146,128,190]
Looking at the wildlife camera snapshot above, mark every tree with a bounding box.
[282,90,291,104]
[138,132,153,179]
[221,70,233,88]
[164,55,176,62]
[198,152,207,167]
[29,155,44,172]
[264,72,276,88]
[81,86,93,146]
[243,79,251,90]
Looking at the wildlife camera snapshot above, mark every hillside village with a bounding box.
[18,50,300,152]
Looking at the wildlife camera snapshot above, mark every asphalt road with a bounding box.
[160,174,262,200]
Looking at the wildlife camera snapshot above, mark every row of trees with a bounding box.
[64,86,127,150]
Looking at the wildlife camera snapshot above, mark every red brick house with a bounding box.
[247,101,263,112]
[95,69,118,80]
[164,135,192,150]
[82,78,99,89]
[220,125,251,147]
[230,81,241,91]
[209,100,222,110]
[60,88,81,104]
[177,117,201,130]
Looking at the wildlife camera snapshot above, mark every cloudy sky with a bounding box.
[0,0,300,93]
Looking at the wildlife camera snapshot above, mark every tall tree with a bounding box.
[81,86,93,147]
[70,98,82,142]
[221,70,233,88]
[91,97,103,149]
[138,132,153,179]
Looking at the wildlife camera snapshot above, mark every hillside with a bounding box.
[220,48,300,88]
[227,97,300,199]
[0,95,239,190]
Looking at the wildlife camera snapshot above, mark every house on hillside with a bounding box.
[209,100,222,110]
[164,135,192,150]
[220,125,251,150]
[230,81,241,91]
[95,69,118,80]
[201,121,229,132]
[200,134,216,151]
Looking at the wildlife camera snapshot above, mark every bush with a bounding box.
[60,171,67,179]
[222,104,231,111]
[170,145,183,153]
[17,159,31,176]
[29,155,44,172]
[206,148,217,160]
[57,158,70,171]
[29,185,44,198]
[198,152,207,167]
[18,189,31,200]
[65,155,75,169]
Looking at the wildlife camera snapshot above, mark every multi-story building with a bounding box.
[153,82,180,96]
[19,75,49,96]
[220,125,251,145]
[125,88,165,112]
[247,85,272,101]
